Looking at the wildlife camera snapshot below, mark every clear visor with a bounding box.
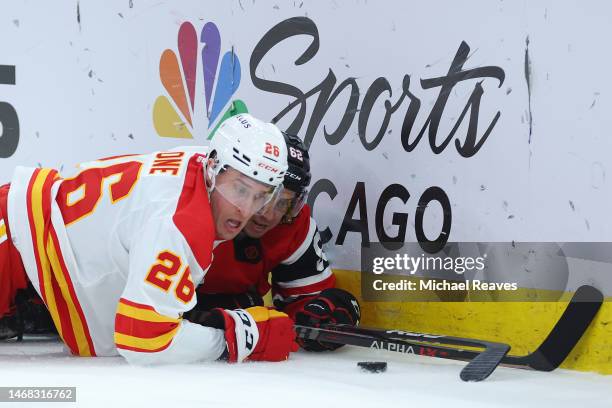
[256,188,308,221]
[288,190,308,219]
[214,169,283,217]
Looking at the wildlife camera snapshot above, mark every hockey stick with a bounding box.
[308,285,603,373]
[295,324,510,382]
[353,284,603,371]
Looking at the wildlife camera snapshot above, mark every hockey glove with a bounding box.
[192,291,264,312]
[294,288,361,351]
[205,306,298,363]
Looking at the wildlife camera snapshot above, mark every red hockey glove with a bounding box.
[294,288,361,351]
[206,306,298,362]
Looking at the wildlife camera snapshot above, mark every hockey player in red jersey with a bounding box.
[0,113,298,363]
[190,132,360,351]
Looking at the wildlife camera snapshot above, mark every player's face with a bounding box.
[243,189,297,238]
[210,168,277,240]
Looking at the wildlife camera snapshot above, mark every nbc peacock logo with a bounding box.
[153,21,248,140]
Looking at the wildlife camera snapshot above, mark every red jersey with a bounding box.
[200,205,335,310]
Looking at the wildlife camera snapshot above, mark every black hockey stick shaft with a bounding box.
[295,325,510,382]
[322,285,603,372]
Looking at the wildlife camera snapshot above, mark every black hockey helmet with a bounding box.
[283,132,311,194]
[281,131,311,222]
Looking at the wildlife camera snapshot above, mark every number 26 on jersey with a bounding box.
[144,250,195,304]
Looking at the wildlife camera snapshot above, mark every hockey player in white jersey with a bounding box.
[0,114,298,364]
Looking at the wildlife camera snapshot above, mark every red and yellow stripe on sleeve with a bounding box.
[114,298,181,353]
[26,168,96,357]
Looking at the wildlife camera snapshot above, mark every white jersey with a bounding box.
[7,147,226,364]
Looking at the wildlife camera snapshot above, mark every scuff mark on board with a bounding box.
[129,0,134,8]
[524,36,533,143]
[591,161,605,189]
[425,58,443,68]
[77,1,81,32]
[590,92,600,109]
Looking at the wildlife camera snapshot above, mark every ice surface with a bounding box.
[0,337,610,408]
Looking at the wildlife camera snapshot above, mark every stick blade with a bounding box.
[460,343,510,382]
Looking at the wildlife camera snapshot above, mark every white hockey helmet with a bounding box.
[207,114,288,213]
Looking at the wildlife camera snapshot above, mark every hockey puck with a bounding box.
[358,361,387,373]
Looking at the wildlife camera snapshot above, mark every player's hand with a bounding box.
[294,288,361,351]
[209,306,298,362]
[193,291,264,312]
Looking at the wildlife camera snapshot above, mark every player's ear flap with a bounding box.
[205,158,215,188]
